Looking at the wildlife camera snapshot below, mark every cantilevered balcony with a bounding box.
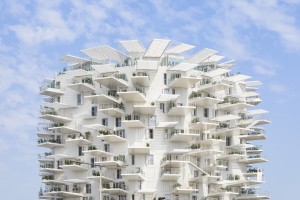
[39,107,72,122]
[117,86,146,102]
[161,154,187,168]
[94,73,128,88]
[189,117,219,131]
[168,73,201,88]
[193,134,226,145]
[236,188,270,200]
[168,129,199,142]
[218,151,246,160]
[87,170,115,182]
[212,124,252,137]
[48,124,81,134]
[122,114,145,128]
[84,90,120,104]
[218,101,253,112]
[167,102,195,116]
[189,92,223,106]
[40,163,63,173]
[189,170,221,183]
[121,167,145,181]
[131,72,150,86]
[187,145,223,157]
[239,155,268,164]
[238,115,271,127]
[83,145,112,157]
[59,159,88,171]
[161,168,181,181]
[40,79,64,96]
[128,142,150,154]
[99,103,125,117]
[43,185,84,198]
[239,130,267,141]
[196,79,232,93]
[98,129,126,143]
[95,155,126,168]
[246,145,263,154]
[67,77,95,92]
[65,133,92,145]
[171,183,197,194]
[101,182,128,195]
[207,187,238,197]
[133,104,156,115]
[37,138,64,148]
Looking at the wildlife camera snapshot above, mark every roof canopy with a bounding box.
[186,48,217,64]
[120,40,145,53]
[144,39,170,58]
[165,43,195,54]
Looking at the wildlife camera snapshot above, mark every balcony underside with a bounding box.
[95,161,126,168]
[207,191,239,197]
[60,164,87,171]
[40,88,64,96]
[44,102,77,110]
[44,191,83,198]
[189,175,220,183]
[67,83,95,92]
[37,142,64,148]
[171,187,198,194]
[133,105,156,115]
[161,161,186,168]
[48,126,81,134]
[239,158,268,164]
[168,106,195,116]
[100,108,124,117]
[214,127,253,137]
[128,147,150,154]
[190,121,219,131]
[217,154,246,160]
[131,76,150,86]
[117,91,146,102]
[39,114,72,122]
[190,97,223,106]
[169,77,201,88]
[122,120,145,128]
[188,149,223,157]
[156,122,178,128]
[239,134,266,141]
[197,83,233,93]
[83,150,112,157]
[94,77,128,88]
[169,134,199,142]
[101,188,128,195]
[40,168,63,173]
[65,138,92,145]
[195,139,226,145]
[161,173,181,181]
[84,94,119,104]
[236,195,270,200]
[121,173,145,181]
[87,175,114,183]
[218,103,253,112]
[97,135,126,143]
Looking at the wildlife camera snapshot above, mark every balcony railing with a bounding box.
[37,138,62,144]
[98,73,128,82]
[100,102,125,110]
[102,182,128,190]
[99,129,126,138]
[40,163,54,169]
[118,86,145,96]
[72,77,93,85]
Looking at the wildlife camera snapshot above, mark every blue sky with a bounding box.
[0,0,299,199]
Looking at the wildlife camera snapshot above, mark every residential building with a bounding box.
[38,39,270,200]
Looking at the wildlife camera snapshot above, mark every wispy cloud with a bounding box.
[268,83,286,93]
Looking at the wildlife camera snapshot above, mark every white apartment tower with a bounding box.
[38,39,270,200]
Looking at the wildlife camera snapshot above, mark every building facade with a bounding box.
[38,39,270,200]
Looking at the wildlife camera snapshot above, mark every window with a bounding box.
[138,181,142,190]
[174,195,179,200]
[164,129,168,139]
[214,110,218,117]
[131,155,135,165]
[117,169,122,179]
[132,195,135,200]
[116,117,121,127]
[149,115,156,127]
[193,108,197,116]
[57,96,60,103]
[163,73,167,85]
[163,88,169,94]
[149,129,153,139]
[204,108,209,118]
[79,146,84,156]
[160,103,165,113]
[77,94,82,105]
[91,158,95,168]
[172,88,175,94]
[102,118,108,126]
[226,136,231,146]
[147,155,154,165]
[91,106,97,116]
[86,184,91,194]
[104,144,110,152]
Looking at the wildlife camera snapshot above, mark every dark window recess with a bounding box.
[149,129,154,139]
[102,118,108,126]
[77,94,82,105]
[116,117,121,127]
[79,146,83,156]
[91,106,97,116]
[164,73,167,85]
[131,155,135,165]
[91,158,95,168]
[204,108,209,118]
[117,169,122,179]
[86,184,91,194]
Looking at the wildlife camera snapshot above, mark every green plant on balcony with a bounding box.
[151,102,155,106]
[82,77,93,85]
[102,183,110,189]
[85,131,91,140]
[116,73,128,81]
[65,159,74,165]
[168,101,176,108]
[228,174,234,180]
[99,129,110,135]
[125,114,132,120]
[219,123,228,129]
[173,183,182,188]
[146,143,149,147]
[92,170,100,176]
[52,122,64,127]
[118,102,125,110]
[191,117,200,124]
[88,145,97,150]
[235,175,240,180]
[132,72,136,76]
[189,91,200,99]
